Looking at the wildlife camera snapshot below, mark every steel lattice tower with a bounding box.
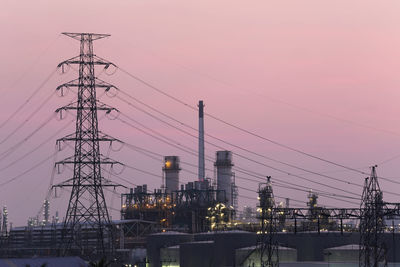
[359,166,387,267]
[258,176,279,267]
[54,32,120,257]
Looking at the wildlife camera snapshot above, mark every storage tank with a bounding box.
[163,156,181,193]
[194,230,256,267]
[147,231,193,267]
[215,151,233,205]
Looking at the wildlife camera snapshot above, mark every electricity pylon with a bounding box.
[359,165,387,267]
[258,176,279,267]
[54,32,121,258]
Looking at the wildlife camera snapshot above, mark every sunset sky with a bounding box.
[1,0,400,226]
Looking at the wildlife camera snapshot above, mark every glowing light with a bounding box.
[165,161,172,168]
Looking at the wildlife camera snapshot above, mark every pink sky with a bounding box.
[1,0,400,226]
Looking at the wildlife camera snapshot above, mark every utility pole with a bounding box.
[359,165,387,267]
[54,32,121,258]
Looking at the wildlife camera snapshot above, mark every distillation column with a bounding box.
[163,156,181,193]
[215,151,234,206]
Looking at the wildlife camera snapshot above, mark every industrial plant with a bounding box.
[1,32,400,267]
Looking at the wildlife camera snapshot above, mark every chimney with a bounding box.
[198,100,205,181]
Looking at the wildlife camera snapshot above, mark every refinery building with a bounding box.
[1,100,400,266]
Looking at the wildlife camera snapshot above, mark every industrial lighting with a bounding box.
[165,161,172,168]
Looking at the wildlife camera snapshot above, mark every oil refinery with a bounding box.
[0,32,400,267]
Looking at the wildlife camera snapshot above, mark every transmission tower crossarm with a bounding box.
[57,55,115,68]
[56,131,120,143]
[55,154,122,165]
[55,100,118,113]
[62,32,110,40]
[57,78,117,91]
[52,178,124,188]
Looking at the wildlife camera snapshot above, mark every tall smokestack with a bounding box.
[198,100,205,181]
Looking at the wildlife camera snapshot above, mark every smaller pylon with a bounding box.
[258,176,279,267]
[359,165,387,267]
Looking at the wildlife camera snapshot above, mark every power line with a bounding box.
[179,159,359,205]
[175,153,359,202]
[0,102,75,166]
[0,91,57,146]
[112,81,400,196]
[0,92,78,162]
[116,109,400,199]
[116,66,372,177]
[112,87,400,194]
[0,112,56,161]
[179,158,358,206]
[235,185,304,206]
[114,109,361,197]
[2,34,61,95]
[105,158,309,208]
[35,145,60,220]
[114,113,362,198]
[115,85,365,191]
[78,129,352,209]
[0,151,57,188]
[0,118,74,172]
[116,38,400,139]
[271,182,360,205]
[0,68,58,130]
[115,137,359,205]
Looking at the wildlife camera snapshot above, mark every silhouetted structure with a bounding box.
[54,32,121,258]
[258,176,279,266]
[359,166,387,267]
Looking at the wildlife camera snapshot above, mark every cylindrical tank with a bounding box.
[163,156,181,193]
[215,151,233,205]
[147,231,193,267]
[194,231,256,267]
